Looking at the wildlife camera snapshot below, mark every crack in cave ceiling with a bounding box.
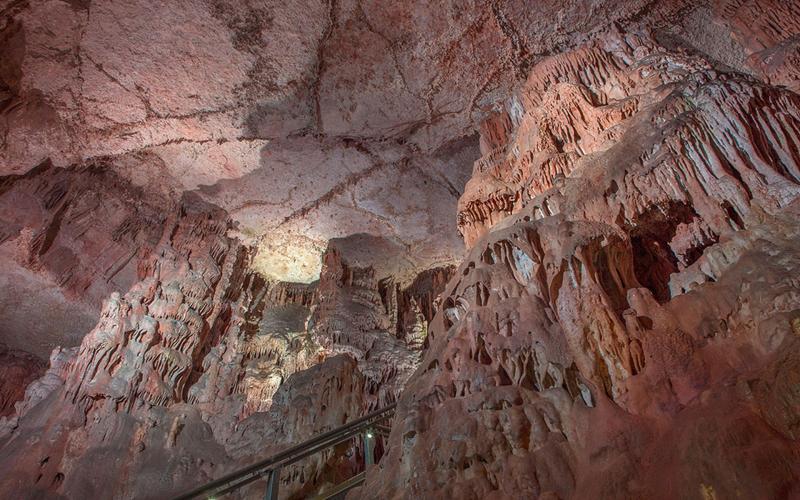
[0,0,675,282]
[3,0,800,498]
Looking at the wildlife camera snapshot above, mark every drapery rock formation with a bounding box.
[361,18,800,500]
[2,0,800,499]
[0,159,442,496]
[0,160,169,357]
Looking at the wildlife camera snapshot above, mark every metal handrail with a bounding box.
[310,471,365,500]
[174,403,396,499]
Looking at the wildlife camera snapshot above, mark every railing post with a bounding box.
[364,428,375,467]
[265,467,280,500]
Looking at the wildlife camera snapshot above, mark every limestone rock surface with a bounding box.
[2,1,800,499]
[0,344,45,417]
[360,21,800,500]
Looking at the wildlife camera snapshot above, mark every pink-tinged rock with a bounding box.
[359,25,800,500]
[2,1,800,498]
[0,344,45,417]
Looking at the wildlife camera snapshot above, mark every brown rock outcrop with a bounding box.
[0,189,250,497]
[0,188,443,497]
[360,24,800,500]
[311,246,421,409]
[0,160,172,357]
[2,1,800,499]
[715,0,800,92]
[0,344,45,417]
[226,353,369,498]
[394,265,455,348]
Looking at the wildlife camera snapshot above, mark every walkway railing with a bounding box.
[174,403,396,500]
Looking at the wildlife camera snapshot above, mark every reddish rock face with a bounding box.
[2,1,800,499]
[0,344,45,417]
[0,170,443,497]
[0,160,178,357]
[359,21,800,500]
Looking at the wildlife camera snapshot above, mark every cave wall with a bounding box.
[0,160,174,358]
[0,166,443,497]
[1,0,800,499]
[359,17,800,500]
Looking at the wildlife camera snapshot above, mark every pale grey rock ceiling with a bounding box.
[1,0,710,281]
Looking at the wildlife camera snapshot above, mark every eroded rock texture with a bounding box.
[2,0,800,499]
[361,21,800,500]
[0,191,248,496]
[0,169,442,496]
[0,343,45,417]
[0,159,173,357]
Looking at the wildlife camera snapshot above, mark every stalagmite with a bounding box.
[2,1,800,498]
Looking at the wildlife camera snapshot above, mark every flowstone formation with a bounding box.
[360,22,800,500]
[1,0,800,499]
[0,160,168,358]
[0,164,446,497]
